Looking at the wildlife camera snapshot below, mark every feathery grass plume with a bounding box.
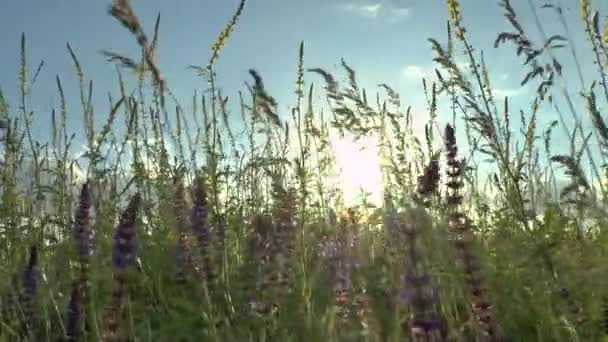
[444,124,499,341]
[584,82,608,159]
[20,244,39,336]
[64,281,82,342]
[550,154,591,200]
[495,0,564,100]
[109,0,165,107]
[99,50,139,71]
[579,0,608,103]
[295,41,305,101]
[446,0,465,40]
[102,192,141,342]
[308,68,340,98]
[378,83,400,108]
[209,0,246,67]
[249,69,282,127]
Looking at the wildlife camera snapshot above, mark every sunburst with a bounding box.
[330,131,383,206]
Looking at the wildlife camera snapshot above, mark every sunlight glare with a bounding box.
[330,132,383,206]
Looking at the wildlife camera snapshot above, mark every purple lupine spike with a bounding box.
[23,244,39,292]
[73,181,93,299]
[417,159,441,206]
[102,193,141,342]
[320,217,359,323]
[409,318,447,342]
[244,213,275,317]
[190,175,214,284]
[444,124,500,341]
[112,193,140,270]
[64,281,82,341]
[172,178,189,283]
[20,244,39,331]
[396,205,448,341]
[269,182,298,296]
[73,181,92,264]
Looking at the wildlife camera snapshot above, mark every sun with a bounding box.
[330,131,384,206]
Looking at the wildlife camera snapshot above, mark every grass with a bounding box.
[1,0,608,340]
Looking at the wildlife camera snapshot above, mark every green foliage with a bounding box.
[2,0,608,341]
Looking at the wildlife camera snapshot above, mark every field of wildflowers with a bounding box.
[1,0,608,341]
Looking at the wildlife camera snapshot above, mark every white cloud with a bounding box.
[338,3,382,18]
[401,65,431,81]
[337,1,411,22]
[360,3,383,17]
[492,86,527,98]
[388,7,411,22]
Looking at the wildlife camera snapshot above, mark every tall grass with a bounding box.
[1,0,608,340]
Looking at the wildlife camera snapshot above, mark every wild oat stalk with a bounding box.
[209,0,247,68]
[109,0,165,108]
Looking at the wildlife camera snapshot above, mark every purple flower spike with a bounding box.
[112,193,141,270]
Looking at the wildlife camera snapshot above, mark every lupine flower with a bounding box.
[320,217,358,323]
[20,244,39,335]
[111,193,140,270]
[102,193,141,342]
[399,211,447,342]
[172,177,189,283]
[269,182,297,295]
[444,124,499,341]
[73,181,92,266]
[190,175,214,285]
[73,181,93,299]
[417,159,441,205]
[64,281,82,342]
[244,213,274,317]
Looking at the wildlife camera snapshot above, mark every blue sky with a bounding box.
[0,0,606,163]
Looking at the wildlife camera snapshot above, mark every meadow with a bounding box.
[1,0,608,341]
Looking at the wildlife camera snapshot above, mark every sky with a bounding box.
[1,0,607,203]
